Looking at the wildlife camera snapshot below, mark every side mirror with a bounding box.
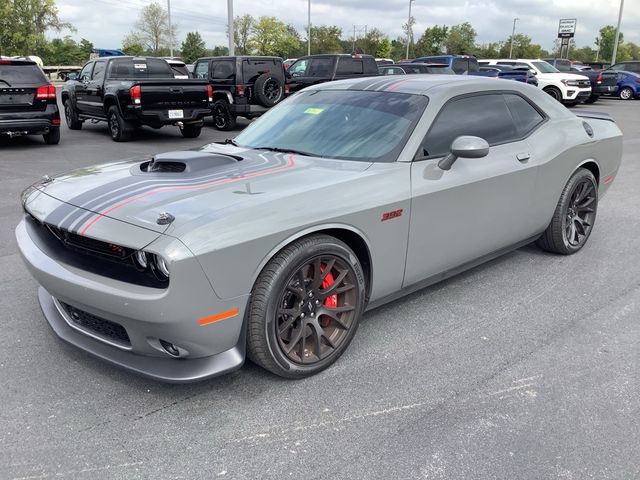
[438,136,489,171]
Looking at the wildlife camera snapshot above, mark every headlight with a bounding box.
[561,79,582,86]
[133,250,148,269]
[153,255,170,280]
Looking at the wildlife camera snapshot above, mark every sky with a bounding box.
[55,0,639,52]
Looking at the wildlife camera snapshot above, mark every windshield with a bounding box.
[235,89,428,162]
[0,63,47,85]
[532,61,560,73]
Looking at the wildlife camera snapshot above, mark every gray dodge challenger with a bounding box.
[17,76,623,382]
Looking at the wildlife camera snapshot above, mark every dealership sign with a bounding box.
[558,19,577,38]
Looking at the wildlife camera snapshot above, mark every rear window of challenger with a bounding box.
[235,89,429,162]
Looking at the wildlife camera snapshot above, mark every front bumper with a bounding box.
[563,87,591,102]
[16,218,248,383]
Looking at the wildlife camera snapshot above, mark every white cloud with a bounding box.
[53,0,638,52]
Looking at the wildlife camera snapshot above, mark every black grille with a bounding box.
[45,224,133,259]
[60,302,131,346]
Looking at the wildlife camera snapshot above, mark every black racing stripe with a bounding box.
[66,154,290,233]
[44,201,82,227]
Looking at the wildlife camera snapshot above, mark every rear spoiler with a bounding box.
[574,111,615,123]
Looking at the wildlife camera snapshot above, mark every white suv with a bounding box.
[480,59,591,105]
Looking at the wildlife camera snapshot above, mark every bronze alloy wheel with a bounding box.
[275,255,357,365]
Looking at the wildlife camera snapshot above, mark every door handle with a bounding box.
[516,152,531,162]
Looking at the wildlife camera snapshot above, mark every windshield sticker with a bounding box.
[304,107,324,115]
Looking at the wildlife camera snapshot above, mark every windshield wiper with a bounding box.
[0,79,11,87]
[254,146,319,157]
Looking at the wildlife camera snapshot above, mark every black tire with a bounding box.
[536,168,598,255]
[564,102,578,108]
[253,74,284,108]
[212,100,237,131]
[584,94,599,104]
[544,86,562,102]
[42,128,60,145]
[107,106,132,142]
[64,99,82,130]
[247,234,366,379]
[619,87,634,100]
[180,123,202,138]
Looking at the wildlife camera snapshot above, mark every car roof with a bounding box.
[396,62,450,67]
[196,56,282,61]
[0,58,37,65]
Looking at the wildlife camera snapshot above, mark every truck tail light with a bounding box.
[130,85,141,105]
[236,85,245,96]
[635,78,640,84]
[596,73,603,85]
[35,85,56,100]
[207,84,213,102]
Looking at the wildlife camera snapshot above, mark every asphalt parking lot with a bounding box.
[1,98,639,479]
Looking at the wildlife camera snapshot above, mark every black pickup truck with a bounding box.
[61,57,213,141]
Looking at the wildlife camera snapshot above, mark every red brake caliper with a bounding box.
[320,264,337,327]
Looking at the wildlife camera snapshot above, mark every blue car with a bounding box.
[612,71,640,100]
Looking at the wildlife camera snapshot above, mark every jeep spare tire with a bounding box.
[254,74,284,108]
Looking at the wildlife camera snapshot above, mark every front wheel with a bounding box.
[247,235,366,378]
[536,168,598,255]
[64,99,82,130]
[544,86,562,102]
[619,87,634,100]
[584,94,599,104]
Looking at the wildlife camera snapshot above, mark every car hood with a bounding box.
[23,144,373,239]
[539,72,590,81]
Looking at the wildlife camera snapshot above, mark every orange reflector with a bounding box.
[198,308,239,326]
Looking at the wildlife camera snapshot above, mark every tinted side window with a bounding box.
[212,61,234,80]
[337,58,363,75]
[420,94,518,157]
[452,58,469,74]
[79,63,93,81]
[194,61,209,79]
[243,59,281,81]
[91,61,106,82]
[308,58,334,77]
[0,64,47,84]
[504,94,544,136]
[609,63,625,71]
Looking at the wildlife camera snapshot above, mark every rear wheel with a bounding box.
[212,100,237,131]
[619,87,634,100]
[64,99,82,130]
[107,106,132,142]
[544,86,562,102]
[584,94,599,104]
[43,128,60,145]
[180,123,202,138]
[247,235,366,378]
[536,168,598,255]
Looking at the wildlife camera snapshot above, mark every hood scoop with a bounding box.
[140,151,240,174]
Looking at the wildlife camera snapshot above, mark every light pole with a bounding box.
[227,0,234,56]
[167,0,173,57]
[508,17,519,59]
[307,0,311,55]
[611,0,624,65]
[405,0,415,60]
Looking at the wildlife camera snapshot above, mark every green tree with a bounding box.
[361,28,386,56]
[445,22,476,55]
[498,34,544,59]
[41,36,86,64]
[571,46,596,63]
[376,37,392,59]
[132,2,175,55]
[180,31,206,63]
[402,15,416,58]
[234,14,254,55]
[414,25,449,57]
[474,42,500,59]
[596,25,621,63]
[121,33,146,56]
[309,25,342,54]
[210,45,229,56]
[390,37,406,61]
[250,16,300,57]
[0,0,74,56]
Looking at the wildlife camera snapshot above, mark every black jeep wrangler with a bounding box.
[193,56,286,131]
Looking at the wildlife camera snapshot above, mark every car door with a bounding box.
[74,62,94,114]
[404,92,543,287]
[287,57,335,92]
[84,60,106,116]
